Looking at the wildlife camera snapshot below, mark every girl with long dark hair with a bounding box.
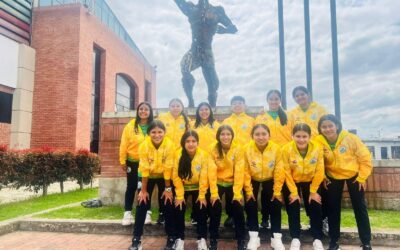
[208,125,247,250]
[169,130,216,250]
[119,102,154,226]
[192,102,220,151]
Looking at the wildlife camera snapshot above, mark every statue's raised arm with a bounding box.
[215,6,238,34]
[174,0,195,17]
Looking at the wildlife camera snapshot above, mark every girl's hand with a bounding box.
[161,190,173,205]
[271,194,283,204]
[210,197,220,207]
[323,179,331,190]
[138,190,149,205]
[198,199,207,209]
[245,194,256,202]
[175,199,185,210]
[309,192,322,204]
[353,180,366,191]
[289,195,300,204]
[232,198,243,206]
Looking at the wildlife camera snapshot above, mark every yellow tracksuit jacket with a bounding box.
[223,113,255,146]
[255,112,291,146]
[282,140,325,196]
[172,148,215,201]
[314,131,373,183]
[158,112,190,148]
[208,142,245,200]
[191,121,220,152]
[119,119,146,165]
[288,102,328,138]
[138,137,175,180]
[243,140,286,197]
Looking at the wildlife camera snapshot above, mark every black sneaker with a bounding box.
[362,244,372,250]
[224,217,234,228]
[129,238,142,250]
[209,239,218,250]
[237,240,246,250]
[328,243,341,250]
[157,212,165,225]
[164,237,175,250]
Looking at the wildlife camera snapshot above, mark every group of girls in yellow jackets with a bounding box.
[120,86,373,250]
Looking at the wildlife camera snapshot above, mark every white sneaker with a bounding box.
[313,239,324,250]
[174,238,185,250]
[121,211,133,226]
[246,231,260,250]
[197,238,208,250]
[271,233,285,250]
[290,238,301,250]
[145,210,152,225]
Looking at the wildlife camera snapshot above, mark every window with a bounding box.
[90,48,101,153]
[0,92,13,123]
[145,80,152,103]
[367,146,375,159]
[392,146,400,159]
[381,147,388,159]
[116,74,135,112]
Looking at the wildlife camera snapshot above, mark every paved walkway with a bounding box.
[0,232,396,250]
[0,179,99,204]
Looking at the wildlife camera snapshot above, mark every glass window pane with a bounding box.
[39,0,53,6]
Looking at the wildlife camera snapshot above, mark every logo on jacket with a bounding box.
[241,124,248,130]
[339,146,347,154]
[310,113,317,120]
[268,161,275,168]
[195,165,201,172]
[180,124,185,129]
[309,158,317,164]
[251,161,257,168]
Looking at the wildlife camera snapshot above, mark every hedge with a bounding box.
[0,145,100,196]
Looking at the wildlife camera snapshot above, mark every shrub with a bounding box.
[73,149,100,190]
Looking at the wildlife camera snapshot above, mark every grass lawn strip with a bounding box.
[35,205,400,230]
[0,188,98,222]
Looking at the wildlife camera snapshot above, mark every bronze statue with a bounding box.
[174,0,238,107]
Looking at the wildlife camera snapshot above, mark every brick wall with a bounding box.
[0,123,10,146]
[30,4,156,150]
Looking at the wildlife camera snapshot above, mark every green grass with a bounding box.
[0,188,98,221]
[35,205,400,229]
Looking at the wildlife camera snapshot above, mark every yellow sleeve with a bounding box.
[310,148,325,193]
[138,143,150,178]
[354,136,373,183]
[207,157,219,199]
[282,148,298,196]
[119,125,129,165]
[273,148,285,196]
[233,149,245,200]
[198,156,209,200]
[172,154,185,200]
[163,145,175,180]
[243,151,253,196]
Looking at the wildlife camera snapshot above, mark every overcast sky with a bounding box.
[107,0,400,139]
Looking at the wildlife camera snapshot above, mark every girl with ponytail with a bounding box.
[256,90,291,146]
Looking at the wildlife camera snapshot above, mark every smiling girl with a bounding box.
[192,102,220,151]
[282,123,325,250]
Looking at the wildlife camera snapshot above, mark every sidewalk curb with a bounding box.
[1,219,397,247]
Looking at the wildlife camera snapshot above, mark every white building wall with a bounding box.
[0,35,19,88]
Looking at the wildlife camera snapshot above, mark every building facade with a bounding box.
[364,138,400,160]
[1,0,156,152]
